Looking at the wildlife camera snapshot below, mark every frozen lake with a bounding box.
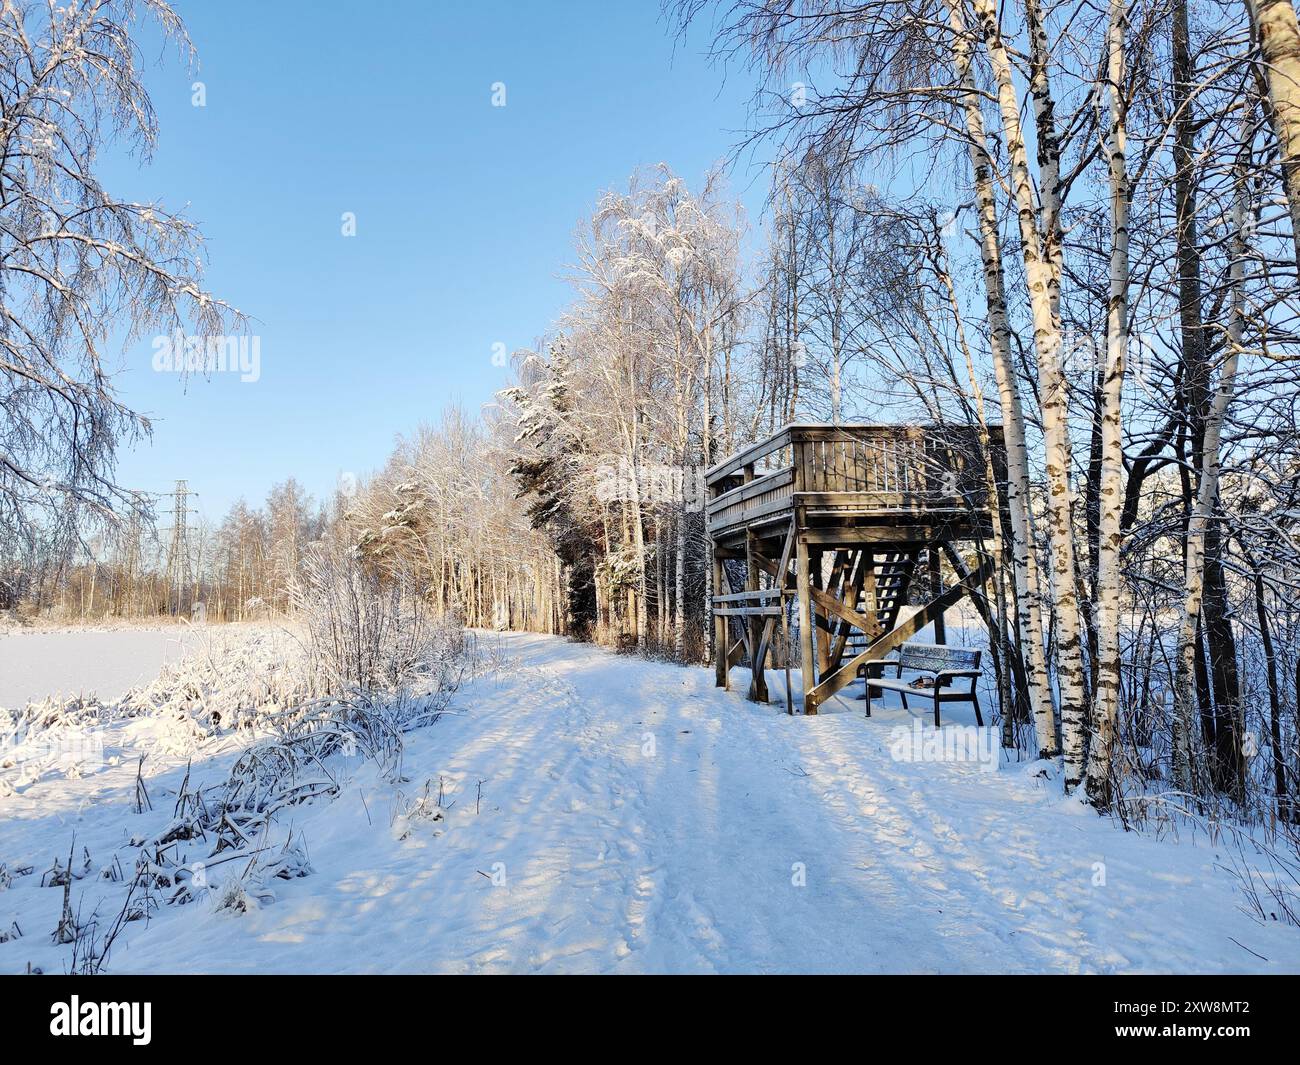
[0,626,207,708]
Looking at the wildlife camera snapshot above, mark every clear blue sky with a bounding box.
[104,0,765,522]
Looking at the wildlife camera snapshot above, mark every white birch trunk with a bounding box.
[1247,0,1300,271]
[947,0,1058,757]
[1086,0,1131,807]
[974,0,1089,780]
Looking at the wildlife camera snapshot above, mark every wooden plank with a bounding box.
[795,492,971,510]
[706,467,794,517]
[706,427,793,483]
[712,589,783,603]
[799,525,935,545]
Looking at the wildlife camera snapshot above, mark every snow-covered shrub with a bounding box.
[221,694,406,818]
[293,541,464,697]
[121,626,311,735]
[1,694,106,777]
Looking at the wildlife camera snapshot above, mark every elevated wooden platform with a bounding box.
[707,424,1004,715]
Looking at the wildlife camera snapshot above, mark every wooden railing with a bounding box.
[706,424,1004,535]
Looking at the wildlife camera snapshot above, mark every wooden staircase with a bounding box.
[841,550,920,665]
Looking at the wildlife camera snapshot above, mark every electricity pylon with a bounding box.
[161,480,197,616]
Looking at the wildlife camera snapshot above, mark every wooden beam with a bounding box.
[794,530,818,714]
[798,525,935,545]
[712,550,727,688]
[713,606,783,618]
[745,530,768,702]
[712,589,783,603]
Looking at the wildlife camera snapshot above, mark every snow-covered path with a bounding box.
[3,631,1299,973]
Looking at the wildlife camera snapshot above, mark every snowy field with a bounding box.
[2,627,1299,973]
[0,626,222,708]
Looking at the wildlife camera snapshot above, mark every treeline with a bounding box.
[344,409,567,635]
[343,169,750,656]
[2,480,330,623]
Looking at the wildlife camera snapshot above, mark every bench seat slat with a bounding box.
[868,678,965,693]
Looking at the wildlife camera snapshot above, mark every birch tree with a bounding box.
[1245,0,1300,270]
[946,0,1059,758]
[1173,125,1251,794]
[0,0,243,554]
[1086,0,1133,806]
[970,0,1090,787]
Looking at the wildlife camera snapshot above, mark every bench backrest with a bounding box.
[898,642,980,674]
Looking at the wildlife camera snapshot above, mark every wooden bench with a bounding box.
[864,642,983,726]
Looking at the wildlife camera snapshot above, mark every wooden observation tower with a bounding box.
[706,424,1005,714]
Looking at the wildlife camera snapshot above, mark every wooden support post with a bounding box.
[776,519,797,715]
[745,530,769,702]
[929,546,946,644]
[712,548,727,688]
[813,549,833,675]
[795,529,818,715]
[781,590,794,715]
[861,551,879,638]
